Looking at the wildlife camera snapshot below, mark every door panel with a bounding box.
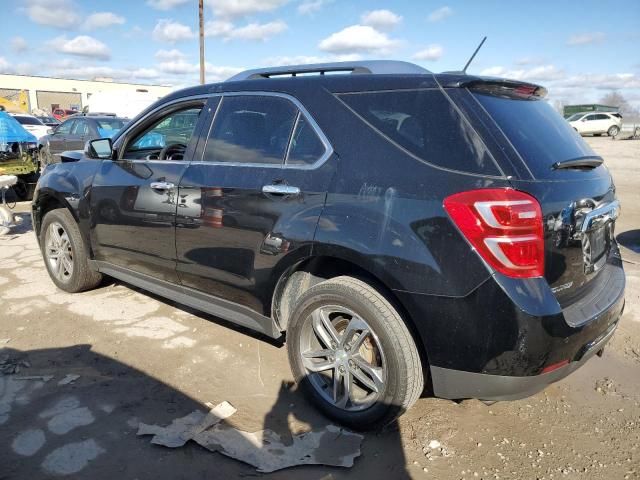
[89,101,208,283]
[66,119,89,151]
[176,161,335,314]
[48,120,73,158]
[90,160,190,282]
[175,93,336,315]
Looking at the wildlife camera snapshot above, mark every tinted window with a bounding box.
[340,89,499,175]
[585,115,598,121]
[95,119,125,138]
[38,116,59,124]
[14,115,43,126]
[286,116,326,166]
[566,113,583,121]
[71,120,88,135]
[56,120,74,134]
[205,95,297,165]
[595,114,609,120]
[473,93,597,179]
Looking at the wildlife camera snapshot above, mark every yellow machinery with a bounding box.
[0,90,29,113]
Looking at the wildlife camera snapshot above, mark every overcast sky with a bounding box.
[1,0,639,108]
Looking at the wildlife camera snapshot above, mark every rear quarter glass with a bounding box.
[338,89,502,176]
[472,93,601,180]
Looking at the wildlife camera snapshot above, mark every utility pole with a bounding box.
[199,0,205,85]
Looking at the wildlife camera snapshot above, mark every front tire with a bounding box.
[40,208,102,293]
[286,276,424,430]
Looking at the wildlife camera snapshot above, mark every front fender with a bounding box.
[32,160,101,250]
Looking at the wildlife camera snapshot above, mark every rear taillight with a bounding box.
[443,188,544,278]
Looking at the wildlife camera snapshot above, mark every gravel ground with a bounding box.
[0,136,638,479]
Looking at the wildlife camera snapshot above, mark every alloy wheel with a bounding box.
[299,305,387,411]
[46,222,74,281]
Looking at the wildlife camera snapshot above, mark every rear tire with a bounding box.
[608,125,620,137]
[286,276,424,430]
[40,208,102,293]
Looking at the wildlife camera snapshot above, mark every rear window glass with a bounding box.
[339,89,500,176]
[286,116,326,166]
[474,93,597,178]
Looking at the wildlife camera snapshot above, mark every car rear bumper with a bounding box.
[430,317,619,400]
[395,252,625,400]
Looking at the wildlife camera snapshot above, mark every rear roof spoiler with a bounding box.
[226,60,431,82]
[437,74,547,99]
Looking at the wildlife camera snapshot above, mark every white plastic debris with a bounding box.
[428,440,441,449]
[137,401,364,472]
[137,401,237,448]
[195,423,363,473]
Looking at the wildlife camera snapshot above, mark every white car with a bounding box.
[567,112,622,136]
[9,113,51,140]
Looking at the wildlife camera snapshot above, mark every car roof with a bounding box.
[66,116,127,122]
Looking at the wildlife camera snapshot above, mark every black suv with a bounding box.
[32,61,625,429]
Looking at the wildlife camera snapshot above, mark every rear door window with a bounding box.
[286,115,326,166]
[204,95,297,165]
[473,92,598,179]
[339,89,500,176]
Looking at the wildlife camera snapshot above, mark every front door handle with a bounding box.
[150,181,175,191]
[262,184,300,196]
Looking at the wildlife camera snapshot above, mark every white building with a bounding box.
[0,74,173,115]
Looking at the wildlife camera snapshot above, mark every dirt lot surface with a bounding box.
[1,137,639,479]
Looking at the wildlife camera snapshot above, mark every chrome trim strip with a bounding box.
[580,200,620,233]
[195,91,334,171]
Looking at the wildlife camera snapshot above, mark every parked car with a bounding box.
[39,115,127,167]
[568,111,622,136]
[9,113,50,140]
[32,61,625,429]
[35,115,61,128]
[52,108,78,121]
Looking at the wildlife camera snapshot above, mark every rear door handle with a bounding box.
[262,184,300,196]
[150,181,175,191]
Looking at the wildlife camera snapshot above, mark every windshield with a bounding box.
[474,93,598,178]
[14,115,44,126]
[566,113,584,122]
[38,116,59,124]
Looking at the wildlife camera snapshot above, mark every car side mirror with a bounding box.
[86,138,113,159]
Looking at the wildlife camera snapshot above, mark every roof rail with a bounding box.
[226,60,431,82]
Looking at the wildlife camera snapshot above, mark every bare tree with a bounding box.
[552,99,565,115]
[599,91,639,119]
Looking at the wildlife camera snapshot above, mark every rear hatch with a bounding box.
[460,80,621,308]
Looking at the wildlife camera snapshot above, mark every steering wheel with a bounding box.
[159,143,187,160]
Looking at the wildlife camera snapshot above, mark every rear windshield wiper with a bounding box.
[552,157,603,170]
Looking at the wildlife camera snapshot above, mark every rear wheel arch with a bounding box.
[272,254,431,382]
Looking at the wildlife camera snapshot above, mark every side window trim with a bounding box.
[195,91,333,170]
[283,111,301,165]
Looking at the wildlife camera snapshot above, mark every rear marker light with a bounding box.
[541,360,569,374]
[444,188,544,278]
